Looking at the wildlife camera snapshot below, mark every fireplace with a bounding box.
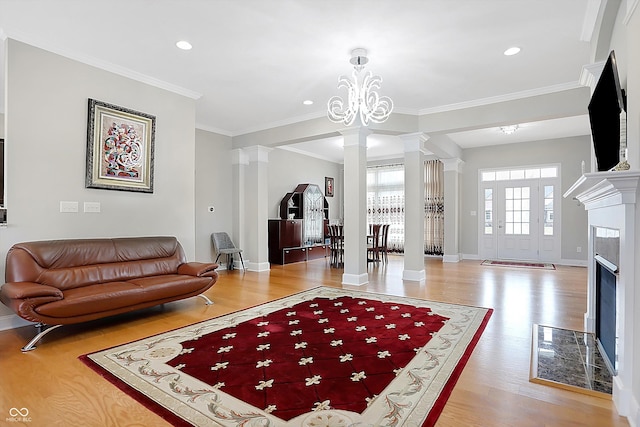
[594,256,617,373]
[593,227,619,374]
[564,170,640,420]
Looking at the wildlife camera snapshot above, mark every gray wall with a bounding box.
[194,129,233,262]
[461,136,590,262]
[0,39,198,318]
[268,148,343,221]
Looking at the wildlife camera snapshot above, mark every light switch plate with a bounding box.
[60,201,79,213]
[84,202,101,213]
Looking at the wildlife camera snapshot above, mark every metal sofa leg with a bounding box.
[21,323,63,352]
[198,294,214,305]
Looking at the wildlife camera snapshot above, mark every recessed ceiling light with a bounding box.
[504,47,521,56]
[303,100,313,106]
[176,40,192,50]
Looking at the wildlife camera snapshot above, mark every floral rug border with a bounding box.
[80,287,492,426]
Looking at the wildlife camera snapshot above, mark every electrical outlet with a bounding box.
[208,206,215,213]
[577,246,582,253]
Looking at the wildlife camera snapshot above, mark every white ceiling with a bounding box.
[0,0,597,160]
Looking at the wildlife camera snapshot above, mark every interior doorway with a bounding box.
[478,165,561,262]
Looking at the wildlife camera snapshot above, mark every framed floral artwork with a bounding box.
[86,99,156,193]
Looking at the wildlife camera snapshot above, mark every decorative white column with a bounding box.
[442,158,464,262]
[401,132,427,282]
[341,127,371,286]
[240,146,272,272]
[231,148,248,269]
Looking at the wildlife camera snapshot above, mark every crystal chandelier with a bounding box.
[327,48,393,126]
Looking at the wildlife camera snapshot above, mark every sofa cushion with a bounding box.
[128,275,213,300]
[34,275,210,318]
[6,237,186,289]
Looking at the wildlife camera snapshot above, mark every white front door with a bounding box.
[478,166,561,262]
[496,181,538,260]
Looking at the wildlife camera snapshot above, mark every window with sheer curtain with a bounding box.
[366,161,445,255]
[367,164,405,253]
[424,160,444,255]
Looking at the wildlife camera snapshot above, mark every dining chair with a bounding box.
[328,225,344,268]
[367,224,382,263]
[380,224,390,263]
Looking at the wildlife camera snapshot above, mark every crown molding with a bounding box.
[580,60,606,88]
[277,145,342,164]
[195,123,233,137]
[2,30,202,100]
[418,81,583,115]
[625,0,639,25]
[580,0,601,42]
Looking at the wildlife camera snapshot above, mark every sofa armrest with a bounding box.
[1,282,64,300]
[178,262,219,278]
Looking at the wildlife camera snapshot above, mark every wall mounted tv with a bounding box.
[588,50,627,172]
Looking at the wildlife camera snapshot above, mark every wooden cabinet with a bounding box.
[268,219,328,264]
[269,183,330,265]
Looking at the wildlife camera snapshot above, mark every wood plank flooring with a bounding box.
[0,256,630,426]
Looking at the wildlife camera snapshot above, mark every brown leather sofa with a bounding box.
[0,236,219,351]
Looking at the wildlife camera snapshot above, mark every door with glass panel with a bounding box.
[496,180,539,260]
[479,166,561,262]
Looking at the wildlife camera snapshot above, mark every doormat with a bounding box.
[481,260,555,270]
[80,286,492,426]
[529,324,612,398]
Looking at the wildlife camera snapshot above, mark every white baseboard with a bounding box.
[0,314,32,331]
[558,258,588,267]
[247,261,270,272]
[461,253,587,267]
[342,273,368,286]
[629,394,639,427]
[402,269,426,282]
[442,254,461,263]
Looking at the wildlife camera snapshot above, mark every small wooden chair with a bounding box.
[328,225,344,268]
[367,224,382,263]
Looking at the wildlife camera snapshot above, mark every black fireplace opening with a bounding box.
[595,257,617,374]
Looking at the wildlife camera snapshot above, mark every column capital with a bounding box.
[441,157,465,173]
[339,126,372,147]
[231,148,249,165]
[400,132,430,153]
[243,145,273,163]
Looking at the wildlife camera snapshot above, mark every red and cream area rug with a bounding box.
[80,287,492,426]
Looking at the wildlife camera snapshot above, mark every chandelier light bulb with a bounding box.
[327,48,393,126]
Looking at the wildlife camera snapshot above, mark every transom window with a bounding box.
[481,166,557,182]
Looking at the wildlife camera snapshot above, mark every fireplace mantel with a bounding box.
[564,170,640,420]
[564,170,640,208]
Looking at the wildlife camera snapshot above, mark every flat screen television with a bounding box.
[588,50,627,172]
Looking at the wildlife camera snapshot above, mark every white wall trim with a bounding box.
[247,261,270,272]
[443,254,461,263]
[0,314,32,331]
[402,269,426,282]
[418,82,583,115]
[3,32,202,100]
[624,0,640,25]
[342,273,369,286]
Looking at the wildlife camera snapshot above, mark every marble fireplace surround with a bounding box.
[565,170,640,421]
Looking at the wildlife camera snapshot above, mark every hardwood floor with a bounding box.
[0,256,630,426]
